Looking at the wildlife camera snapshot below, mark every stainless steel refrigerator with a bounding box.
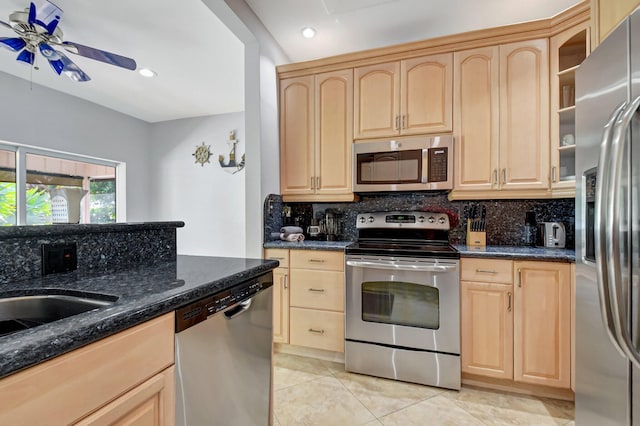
[575,8,640,425]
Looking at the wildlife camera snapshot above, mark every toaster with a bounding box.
[536,222,566,248]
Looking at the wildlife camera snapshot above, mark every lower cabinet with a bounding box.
[0,313,175,425]
[265,248,345,353]
[461,258,572,391]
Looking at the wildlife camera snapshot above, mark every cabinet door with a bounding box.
[499,39,550,191]
[461,281,514,379]
[74,367,175,426]
[280,76,315,195]
[514,261,571,388]
[400,53,453,134]
[272,268,290,344]
[315,69,353,196]
[354,62,400,139]
[592,0,640,45]
[453,46,500,191]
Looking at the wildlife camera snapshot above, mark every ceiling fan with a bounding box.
[0,0,137,82]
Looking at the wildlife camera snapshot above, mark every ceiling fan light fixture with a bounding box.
[301,27,316,39]
[138,68,157,78]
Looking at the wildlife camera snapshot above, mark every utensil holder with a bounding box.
[466,220,486,247]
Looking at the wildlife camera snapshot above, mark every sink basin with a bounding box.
[0,294,116,337]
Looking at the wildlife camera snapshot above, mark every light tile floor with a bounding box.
[273,352,575,426]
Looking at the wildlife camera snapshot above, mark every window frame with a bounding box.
[0,140,126,225]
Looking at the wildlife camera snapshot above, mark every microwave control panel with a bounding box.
[428,147,448,182]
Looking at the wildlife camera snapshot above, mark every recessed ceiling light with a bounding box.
[138,68,157,78]
[301,27,316,39]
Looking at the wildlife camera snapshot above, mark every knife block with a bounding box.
[466,220,486,247]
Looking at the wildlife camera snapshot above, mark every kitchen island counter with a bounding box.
[454,244,575,262]
[0,255,278,379]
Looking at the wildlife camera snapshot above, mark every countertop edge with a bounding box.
[0,221,186,239]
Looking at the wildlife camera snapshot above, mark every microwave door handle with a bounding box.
[346,259,456,273]
[596,102,627,357]
[421,149,429,184]
[607,96,640,367]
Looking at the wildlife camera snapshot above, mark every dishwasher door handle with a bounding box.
[224,299,252,320]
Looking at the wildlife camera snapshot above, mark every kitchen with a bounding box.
[0,0,637,425]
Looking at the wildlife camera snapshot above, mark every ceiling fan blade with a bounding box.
[16,48,34,65]
[39,42,63,74]
[28,1,63,34]
[0,37,27,52]
[57,51,91,82]
[62,41,137,71]
[0,19,11,30]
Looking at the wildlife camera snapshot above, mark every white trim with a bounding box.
[15,147,26,226]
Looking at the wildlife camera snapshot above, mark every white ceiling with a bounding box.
[0,0,245,123]
[244,0,584,63]
[0,0,585,124]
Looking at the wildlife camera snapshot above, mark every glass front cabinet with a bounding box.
[550,21,590,196]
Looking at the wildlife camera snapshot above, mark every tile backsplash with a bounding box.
[264,192,575,249]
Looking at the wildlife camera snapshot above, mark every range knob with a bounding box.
[359,217,366,224]
[367,216,375,223]
[428,216,435,223]
[438,216,446,224]
[417,216,425,223]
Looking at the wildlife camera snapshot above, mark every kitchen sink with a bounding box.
[0,294,116,337]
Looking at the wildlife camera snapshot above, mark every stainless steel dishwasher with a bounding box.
[175,272,273,426]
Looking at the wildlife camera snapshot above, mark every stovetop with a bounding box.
[346,211,459,259]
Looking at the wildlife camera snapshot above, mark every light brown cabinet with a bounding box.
[591,0,640,46]
[550,22,590,197]
[514,261,571,389]
[460,258,572,391]
[0,313,175,425]
[452,39,550,199]
[354,53,453,139]
[279,69,354,202]
[264,248,290,344]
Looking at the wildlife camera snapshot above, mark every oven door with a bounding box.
[345,255,460,355]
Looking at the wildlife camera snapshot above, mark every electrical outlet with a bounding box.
[41,243,78,275]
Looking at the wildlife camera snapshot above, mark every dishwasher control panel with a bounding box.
[175,272,273,332]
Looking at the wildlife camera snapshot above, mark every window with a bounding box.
[0,143,123,226]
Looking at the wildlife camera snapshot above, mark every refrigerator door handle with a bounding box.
[607,95,640,367]
[596,102,628,357]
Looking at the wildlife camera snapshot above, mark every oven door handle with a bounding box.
[346,259,456,272]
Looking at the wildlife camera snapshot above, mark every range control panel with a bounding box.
[175,272,273,332]
[356,211,450,230]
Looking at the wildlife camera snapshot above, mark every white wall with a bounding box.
[0,72,152,221]
[147,113,246,257]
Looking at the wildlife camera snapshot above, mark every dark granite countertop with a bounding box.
[0,221,185,238]
[263,240,353,251]
[0,255,278,379]
[454,245,575,262]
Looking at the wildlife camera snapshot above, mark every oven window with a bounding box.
[356,150,422,184]
[361,281,439,329]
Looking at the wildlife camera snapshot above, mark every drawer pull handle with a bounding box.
[270,257,285,260]
[308,259,325,263]
[476,269,498,274]
[308,288,325,293]
[308,328,325,335]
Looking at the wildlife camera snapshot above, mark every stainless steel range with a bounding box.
[345,211,460,390]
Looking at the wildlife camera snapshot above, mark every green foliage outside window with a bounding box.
[0,182,51,225]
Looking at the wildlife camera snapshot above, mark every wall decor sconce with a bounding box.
[218,131,245,174]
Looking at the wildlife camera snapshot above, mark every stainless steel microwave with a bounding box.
[352,136,454,192]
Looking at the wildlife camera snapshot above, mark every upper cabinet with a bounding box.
[452,39,549,198]
[280,69,355,202]
[591,0,640,47]
[550,22,590,197]
[354,53,453,139]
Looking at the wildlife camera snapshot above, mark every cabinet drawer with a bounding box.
[461,258,513,283]
[264,249,289,268]
[290,308,344,352]
[290,269,344,311]
[290,250,344,271]
[0,313,174,426]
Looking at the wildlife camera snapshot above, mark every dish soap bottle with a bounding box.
[523,211,536,246]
